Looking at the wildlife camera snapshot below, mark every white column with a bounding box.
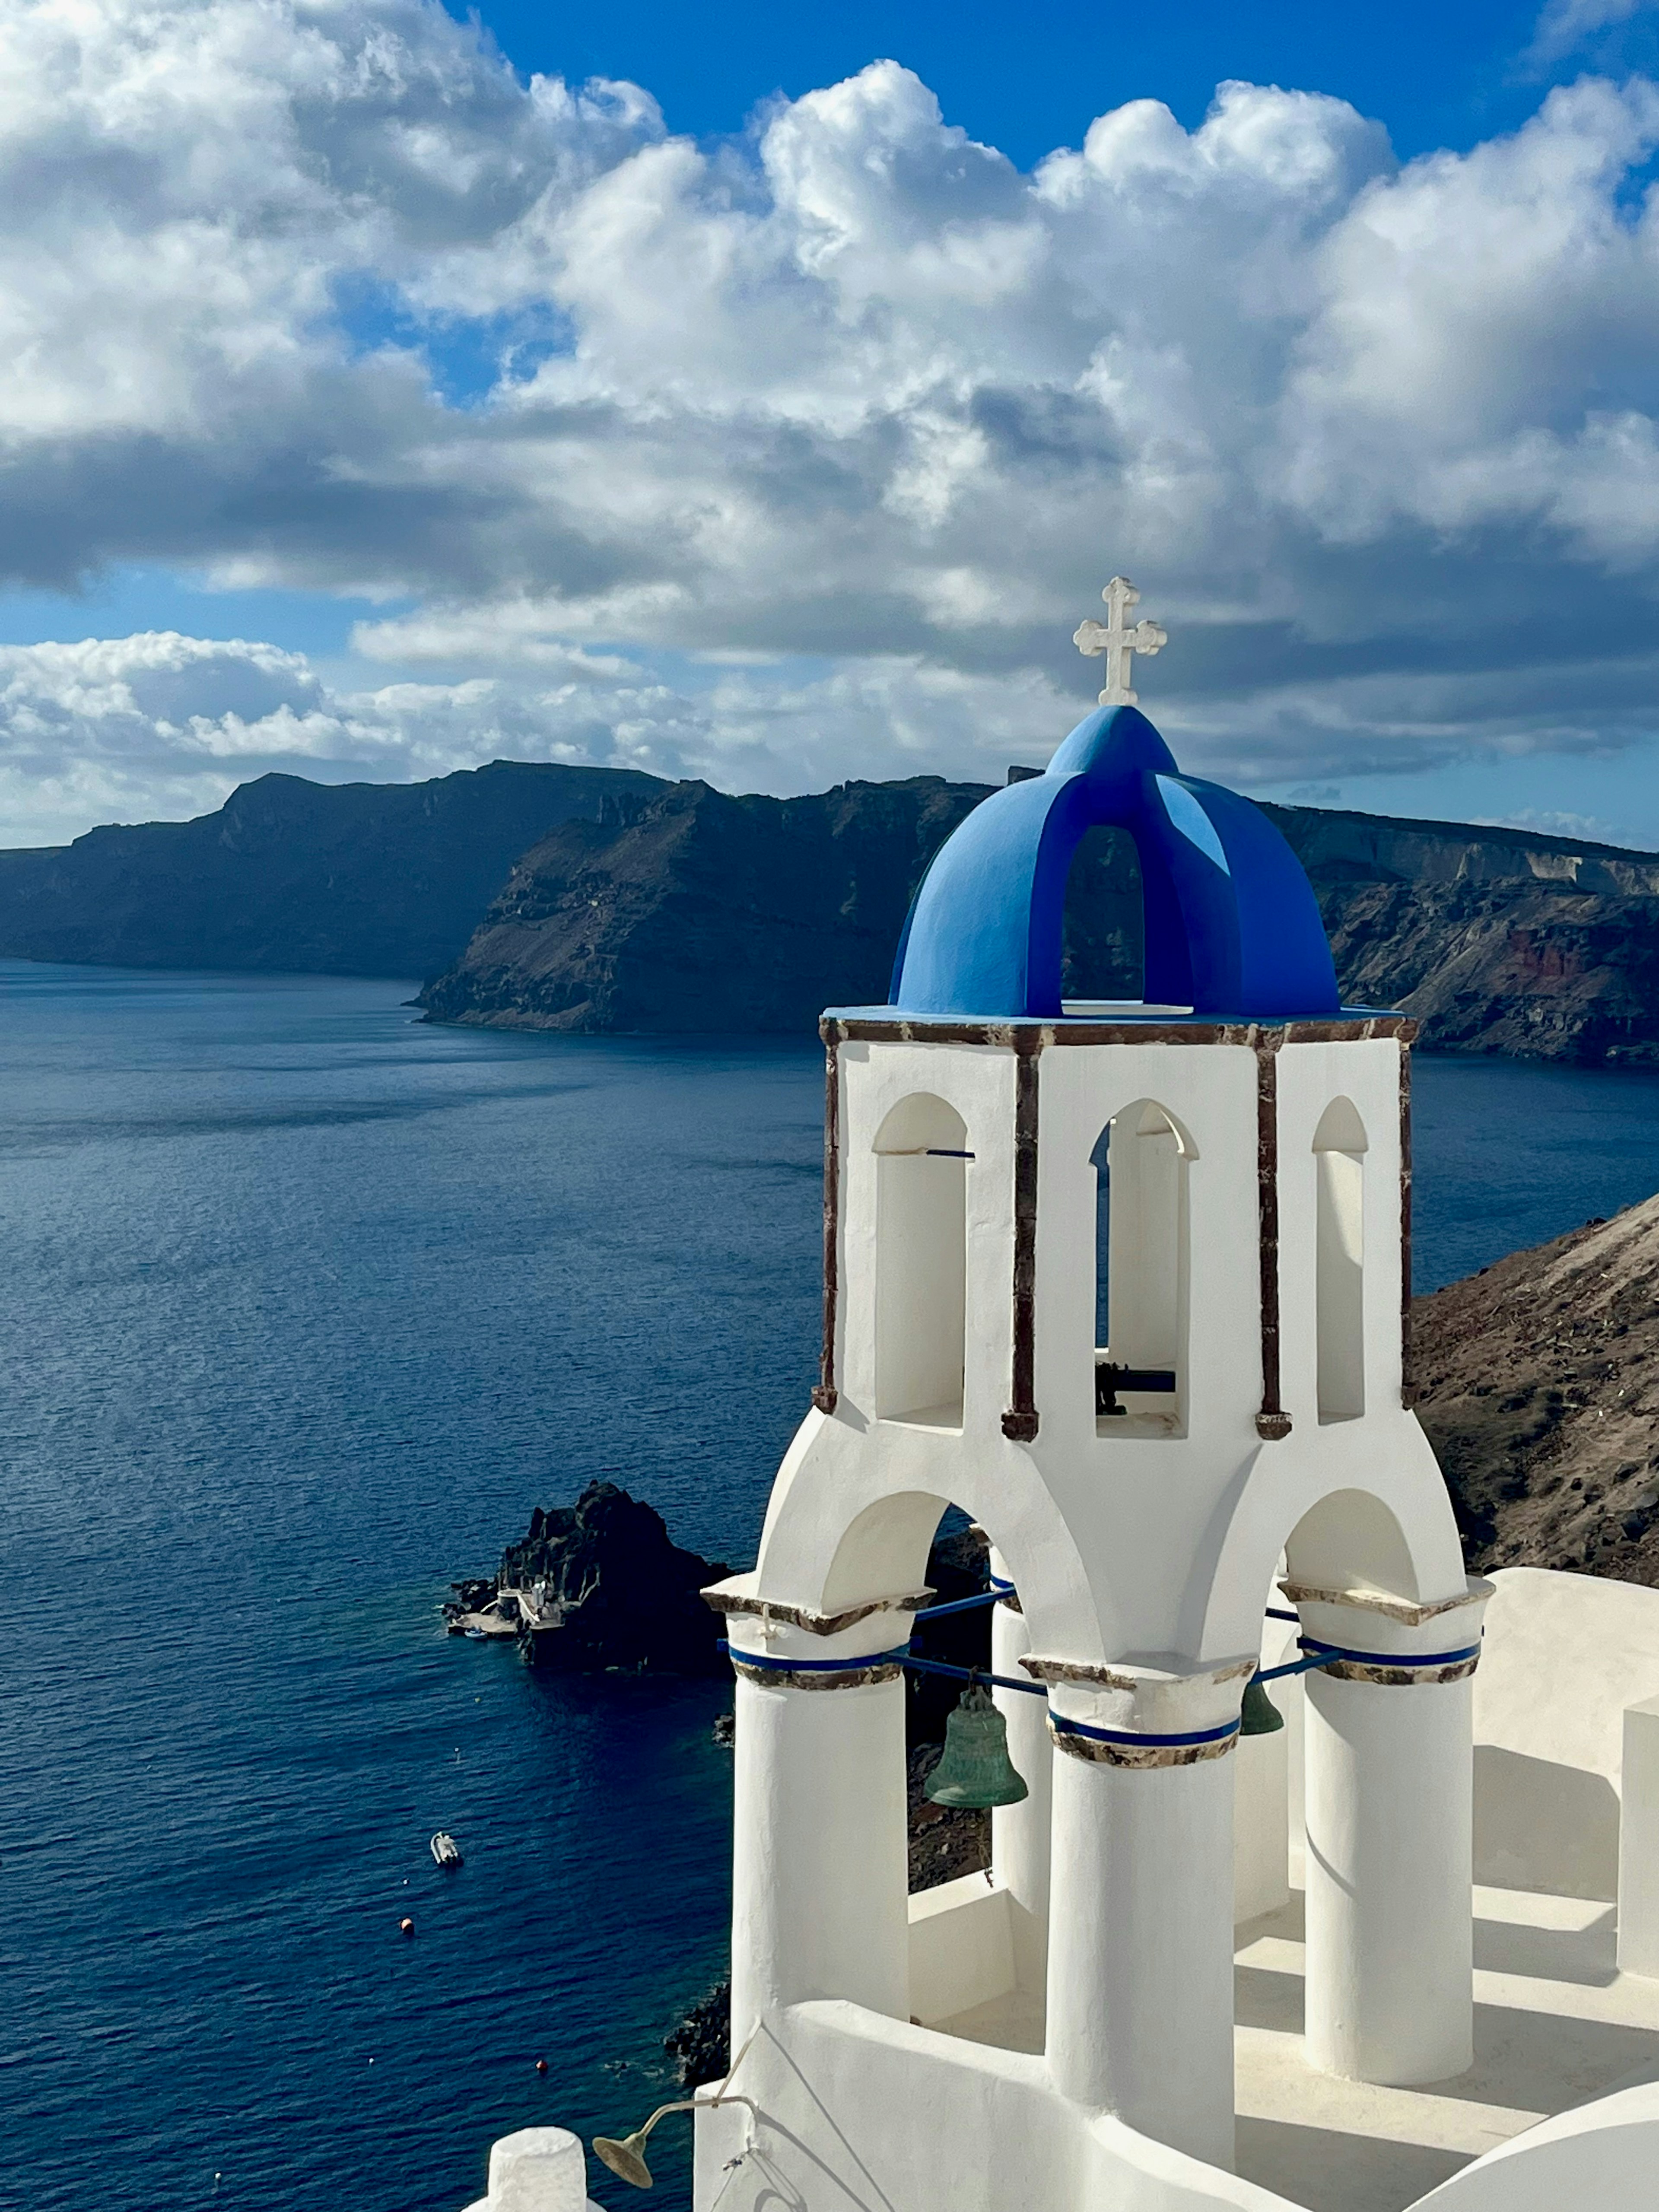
[1040,1659,1248,2171]
[1619,1695,1659,1977]
[989,1549,1051,1993]
[728,1610,911,2053]
[1296,1580,1491,2086]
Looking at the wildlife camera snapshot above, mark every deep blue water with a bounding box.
[4,962,1659,2212]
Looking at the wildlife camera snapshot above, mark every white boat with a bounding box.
[430,1831,463,1869]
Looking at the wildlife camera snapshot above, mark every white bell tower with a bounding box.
[697,671,1485,2208]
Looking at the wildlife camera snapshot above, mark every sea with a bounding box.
[5,960,1659,2212]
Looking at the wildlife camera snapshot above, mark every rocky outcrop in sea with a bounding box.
[460,1479,734,1675]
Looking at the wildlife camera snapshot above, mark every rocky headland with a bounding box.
[0,760,661,978]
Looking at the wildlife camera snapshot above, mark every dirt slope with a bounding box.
[1413,1195,1659,1580]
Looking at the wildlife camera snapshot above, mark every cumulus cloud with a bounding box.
[3,0,1659,837]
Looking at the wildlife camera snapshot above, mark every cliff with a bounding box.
[1413,1196,1659,1581]
[420,774,1659,1063]
[417,776,999,1032]
[9,753,1659,1062]
[0,759,661,979]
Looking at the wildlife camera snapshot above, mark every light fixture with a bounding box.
[593,2093,757,2190]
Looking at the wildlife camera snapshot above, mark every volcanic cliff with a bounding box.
[419,773,1659,1062]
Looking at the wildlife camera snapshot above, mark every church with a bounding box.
[467,588,1659,2212]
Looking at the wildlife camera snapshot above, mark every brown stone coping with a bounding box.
[1049,1722,1237,1768]
[1020,1652,1256,1690]
[821,1014,1419,1049]
[729,1658,904,1691]
[1316,1655,1480,1688]
[1279,1575,1494,1628]
[701,1585,934,1635]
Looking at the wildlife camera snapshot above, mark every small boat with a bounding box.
[430,1831,463,1869]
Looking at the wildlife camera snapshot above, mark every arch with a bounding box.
[1090,1098,1195,1429]
[1283,1486,1415,1597]
[888,703,1341,1020]
[873,1094,969,1427]
[1187,1437,1468,1664]
[1313,1097,1367,1422]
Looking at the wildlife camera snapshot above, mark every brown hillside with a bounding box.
[1413,1195,1659,1582]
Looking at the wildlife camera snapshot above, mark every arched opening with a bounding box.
[1059,823,1144,1005]
[874,1094,969,1428]
[1313,1097,1367,1422]
[1090,1099,1191,1431]
[818,1494,1051,2048]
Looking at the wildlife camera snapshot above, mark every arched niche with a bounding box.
[1090,1098,1195,1431]
[1283,1485,1416,1600]
[1313,1096,1368,1423]
[872,1093,969,1429]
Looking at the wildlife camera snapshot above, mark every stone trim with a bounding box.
[1399,1037,1414,1408]
[1020,1653,1255,1691]
[1002,1034,1042,1443]
[730,1657,904,1691]
[1278,1576,1494,1627]
[822,1014,1420,1049]
[701,1585,934,1635]
[811,1026,841,1415]
[1315,1654,1479,1688]
[1254,1031,1290,1442]
[1049,1719,1238,1769]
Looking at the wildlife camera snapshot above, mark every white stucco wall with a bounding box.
[754,1031,1465,1680]
[1474,1567,1659,1898]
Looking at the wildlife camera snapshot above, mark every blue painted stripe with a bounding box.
[1051,1712,1241,1750]
[722,1642,902,1674]
[1299,1637,1482,1669]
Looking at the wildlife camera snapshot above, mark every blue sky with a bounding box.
[2,0,1659,849]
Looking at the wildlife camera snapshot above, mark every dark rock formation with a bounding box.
[1414,1194,1659,1581]
[0,759,661,978]
[497,1480,731,1675]
[665,1982,731,2089]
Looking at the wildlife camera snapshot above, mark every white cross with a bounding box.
[1073,576,1167,706]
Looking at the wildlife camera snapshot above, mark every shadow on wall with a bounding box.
[1474,1744,1621,1902]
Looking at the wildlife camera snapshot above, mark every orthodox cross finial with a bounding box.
[1073,576,1167,706]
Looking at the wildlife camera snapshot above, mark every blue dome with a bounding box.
[889,706,1340,1020]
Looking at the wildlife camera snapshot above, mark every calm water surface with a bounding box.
[4,962,1659,2212]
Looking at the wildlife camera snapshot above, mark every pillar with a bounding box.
[1039,1657,1248,2171]
[1294,1578,1491,2085]
[989,1548,1051,1993]
[727,1608,912,2053]
[1619,1694,1659,1977]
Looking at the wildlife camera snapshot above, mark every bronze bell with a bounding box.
[925,1680,1030,1808]
[1239,1674,1285,1736]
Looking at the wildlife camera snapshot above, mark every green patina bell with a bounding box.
[925,1680,1030,1808]
[1239,1674,1285,1737]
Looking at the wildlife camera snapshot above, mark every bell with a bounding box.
[925,1680,1029,1808]
[1239,1674,1284,1737]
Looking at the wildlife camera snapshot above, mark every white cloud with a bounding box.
[4,1,1659,835]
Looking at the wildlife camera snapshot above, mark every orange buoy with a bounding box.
[400,1917,414,1935]
[535,2058,548,2075]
